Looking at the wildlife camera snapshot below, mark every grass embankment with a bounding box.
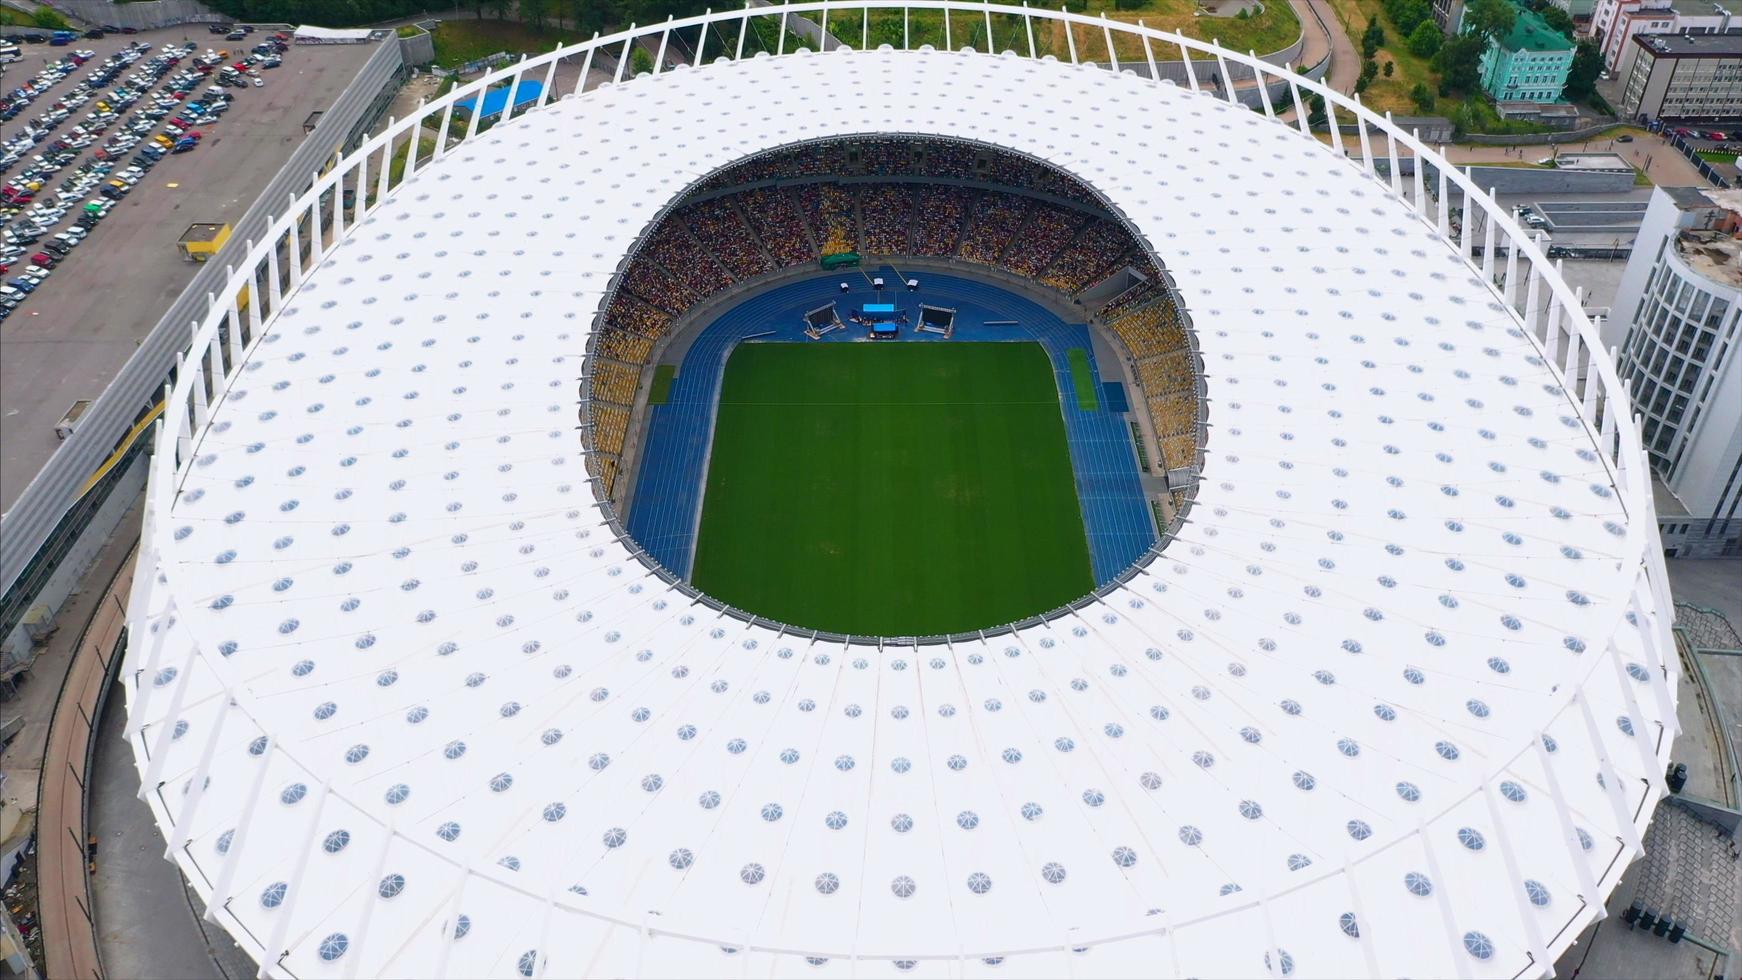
[1324,0,1550,134]
[429,19,584,70]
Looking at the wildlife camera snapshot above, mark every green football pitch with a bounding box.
[690,341,1093,636]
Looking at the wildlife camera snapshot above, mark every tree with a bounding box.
[631,45,654,74]
[31,6,68,28]
[1408,20,1442,58]
[1362,16,1385,59]
[1411,81,1436,111]
[1384,0,1432,35]
[1565,39,1602,100]
[1383,59,1395,77]
[1537,4,1575,37]
[519,0,549,29]
[1434,33,1488,93]
[1357,57,1378,93]
[1462,0,1517,43]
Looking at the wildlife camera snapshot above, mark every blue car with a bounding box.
[10,278,38,294]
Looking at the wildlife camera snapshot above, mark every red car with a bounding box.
[30,252,55,267]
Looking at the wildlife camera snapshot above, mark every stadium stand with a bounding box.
[913,185,967,255]
[1041,221,1134,294]
[646,221,731,292]
[958,191,1031,265]
[859,184,913,254]
[593,404,632,456]
[606,293,674,339]
[596,328,656,364]
[685,198,771,280]
[1002,205,1083,277]
[591,358,642,406]
[740,187,817,267]
[624,257,699,316]
[586,139,1200,489]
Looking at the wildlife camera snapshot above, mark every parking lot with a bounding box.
[0,27,381,509]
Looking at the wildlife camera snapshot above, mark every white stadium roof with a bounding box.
[123,19,1678,980]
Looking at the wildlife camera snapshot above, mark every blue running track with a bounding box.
[622,267,1155,584]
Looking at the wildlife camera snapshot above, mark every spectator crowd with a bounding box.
[587,138,1200,485]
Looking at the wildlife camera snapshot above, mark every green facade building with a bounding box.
[1478,5,1576,102]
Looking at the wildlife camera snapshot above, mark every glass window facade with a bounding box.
[1618,251,1739,479]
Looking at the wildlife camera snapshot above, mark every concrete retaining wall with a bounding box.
[1462,120,1623,145]
[41,0,222,29]
[0,449,142,671]
[398,27,435,66]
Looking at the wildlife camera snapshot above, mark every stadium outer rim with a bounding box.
[118,4,1680,975]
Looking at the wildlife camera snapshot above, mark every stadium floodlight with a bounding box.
[118,4,1676,978]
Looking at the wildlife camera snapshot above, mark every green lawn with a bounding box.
[649,364,676,405]
[691,342,1092,635]
[1066,348,1098,411]
[429,19,585,70]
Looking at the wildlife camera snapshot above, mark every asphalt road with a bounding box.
[0,28,380,510]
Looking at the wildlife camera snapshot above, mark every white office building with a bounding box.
[1607,186,1742,538]
[1591,0,1739,76]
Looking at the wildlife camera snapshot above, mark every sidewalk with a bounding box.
[1298,0,1357,94]
[1440,130,1706,187]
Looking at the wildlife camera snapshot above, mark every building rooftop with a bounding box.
[1674,227,1742,285]
[1556,152,1636,171]
[176,222,228,245]
[1632,30,1742,57]
[1497,5,1576,52]
[1655,0,1742,16]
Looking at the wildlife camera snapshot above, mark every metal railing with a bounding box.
[120,4,1682,973]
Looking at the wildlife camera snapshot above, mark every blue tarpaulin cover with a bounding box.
[457,79,545,119]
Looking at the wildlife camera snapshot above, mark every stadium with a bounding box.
[119,5,1680,978]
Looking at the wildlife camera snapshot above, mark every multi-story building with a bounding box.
[1606,186,1742,526]
[1591,0,1738,75]
[1479,6,1577,101]
[1432,0,1467,33]
[1620,31,1742,118]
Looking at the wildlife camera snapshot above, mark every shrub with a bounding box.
[1362,17,1385,57]
[1411,82,1436,111]
[1407,20,1442,58]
